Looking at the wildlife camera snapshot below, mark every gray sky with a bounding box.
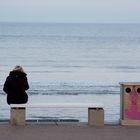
[0,0,140,23]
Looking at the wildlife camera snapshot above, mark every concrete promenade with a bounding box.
[0,124,140,140]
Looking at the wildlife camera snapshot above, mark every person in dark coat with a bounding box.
[3,65,29,105]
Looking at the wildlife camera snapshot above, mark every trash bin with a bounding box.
[120,82,140,125]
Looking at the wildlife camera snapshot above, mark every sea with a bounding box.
[0,22,140,124]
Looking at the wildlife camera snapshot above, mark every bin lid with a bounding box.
[119,82,140,86]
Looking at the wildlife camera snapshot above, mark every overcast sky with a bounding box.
[0,0,140,23]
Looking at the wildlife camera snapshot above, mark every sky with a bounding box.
[0,0,140,23]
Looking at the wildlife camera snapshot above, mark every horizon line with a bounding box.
[0,21,140,24]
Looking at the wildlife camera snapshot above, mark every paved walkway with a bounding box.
[0,124,140,140]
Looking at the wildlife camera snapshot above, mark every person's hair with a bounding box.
[12,65,24,72]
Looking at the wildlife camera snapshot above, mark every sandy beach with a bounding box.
[0,124,140,140]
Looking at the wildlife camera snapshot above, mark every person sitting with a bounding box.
[3,65,29,105]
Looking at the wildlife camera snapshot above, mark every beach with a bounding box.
[1,1,140,139]
[0,124,140,140]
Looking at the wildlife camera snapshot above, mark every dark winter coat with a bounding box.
[3,70,29,105]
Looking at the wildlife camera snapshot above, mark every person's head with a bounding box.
[12,65,24,73]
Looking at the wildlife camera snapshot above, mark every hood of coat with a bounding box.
[9,70,27,78]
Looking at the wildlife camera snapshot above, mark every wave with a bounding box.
[28,90,119,95]
[0,83,120,95]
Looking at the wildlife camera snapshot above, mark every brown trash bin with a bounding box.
[120,82,140,126]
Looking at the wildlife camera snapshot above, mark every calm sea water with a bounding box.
[0,23,140,123]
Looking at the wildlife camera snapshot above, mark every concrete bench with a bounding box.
[10,103,104,126]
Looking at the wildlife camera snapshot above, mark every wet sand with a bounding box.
[0,124,140,140]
